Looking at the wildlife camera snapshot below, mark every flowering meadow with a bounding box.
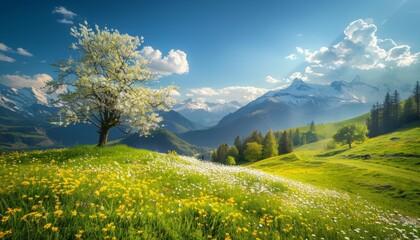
[0,145,418,239]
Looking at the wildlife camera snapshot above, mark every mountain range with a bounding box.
[179,78,381,147]
[1,77,383,150]
[0,84,202,153]
[173,98,243,127]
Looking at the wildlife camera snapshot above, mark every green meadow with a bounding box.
[1,140,419,239]
[249,121,420,218]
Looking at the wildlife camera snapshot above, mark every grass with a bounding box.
[250,122,420,218]
[0,145,419,239]
[284,113,369,139]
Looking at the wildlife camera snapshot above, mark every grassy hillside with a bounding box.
[284,113,369,139]
[0,145,418,239]
[250,121,420,218]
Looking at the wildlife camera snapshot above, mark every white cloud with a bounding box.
[189,87,218,96]
[17,48,33,57]
[0,53,15,62]
[0,43,12,52]
[285,54,297,61]
[0,74,52,91]
[52,6,77,25]
[265,75,292,85]
[265,76,281,84]
[287,72,308,81]
[140,46,189,76]
[291,19,419,82]
[188,86,269,104]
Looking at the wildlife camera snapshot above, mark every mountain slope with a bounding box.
[159,110,203,133]
[180,78,379,147]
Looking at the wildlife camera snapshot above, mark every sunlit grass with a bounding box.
[1,145,419,239]
[250,122,420,218]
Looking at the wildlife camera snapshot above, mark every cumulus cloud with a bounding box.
[265,76,282,84]
[189,87,219,96]
[288,19,419,82]
[265,75,293,86]
[52,6,77,25]
[0,43,12,52]
[0,53,15,62]
[17,48,33,57]
[0,74,53,91]
[140,46,189,77]
[187,86,269,104]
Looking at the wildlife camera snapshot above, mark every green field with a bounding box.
[1,144,419,239]
[249,121,420,218]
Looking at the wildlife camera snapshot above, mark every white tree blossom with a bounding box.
[49,21,177,146]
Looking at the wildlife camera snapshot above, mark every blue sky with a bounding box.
[1,0,419,103]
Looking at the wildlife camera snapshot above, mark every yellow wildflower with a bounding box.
[54,209,63,216]
[1,215,9,223]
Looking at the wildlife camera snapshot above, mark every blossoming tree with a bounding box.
[49,22,177,146]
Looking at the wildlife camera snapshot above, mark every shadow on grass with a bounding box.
[316,149,348,157]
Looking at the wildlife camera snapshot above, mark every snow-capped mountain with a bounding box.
[180,77,381,147]
[174,98,243,127]
[0,83,203,150]
[250,77,381,109]
[0,83,55,118]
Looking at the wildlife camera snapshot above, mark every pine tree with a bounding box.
[293,128,301,146]
[246,130,263,144]
[287,131,293,152]
[262,130,278,159]
[288,129,294,149]
[367,102,382,137]
[392,90,400,127]
[305,121,319,143]
[382,92,392,133]
[278,130,292,154]
[234,135,244,161]
[403,98,416,122]
[300,134,306,145]
[414,81,420,118]
[211,150,217,163]
[375,102,382,135]
[216,143,229,163]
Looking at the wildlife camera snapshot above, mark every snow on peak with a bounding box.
[0,84,54,115]
[250,78,380,109]
[175,99,243,113]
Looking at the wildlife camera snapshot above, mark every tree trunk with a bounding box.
[348,142,352,149]
[97,128,110,147]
